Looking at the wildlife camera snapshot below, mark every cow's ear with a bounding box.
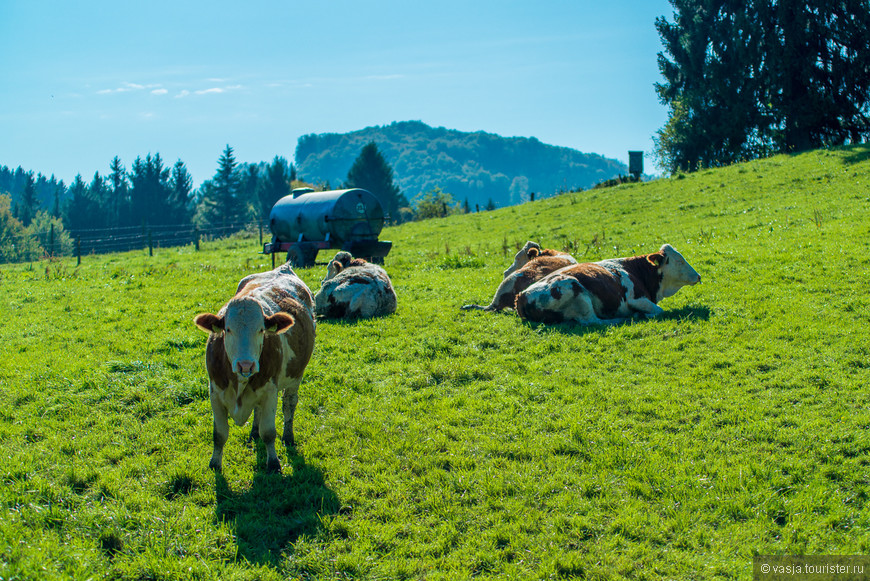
[330,261,343,274]
[265,312,295,334]
[647,252,665,267]
[527,247,540,259]
[194,313,224,334]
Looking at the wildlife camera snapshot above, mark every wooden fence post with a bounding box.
[148,229,153,257]
[194,227,200,251]
[76,237,81,266]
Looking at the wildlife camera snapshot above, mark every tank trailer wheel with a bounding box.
[286,246,316,268]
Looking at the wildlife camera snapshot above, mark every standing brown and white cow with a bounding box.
[515,244,700,325]
[314,251,397,319]
[193,263,316,473]
[461,241,577,311]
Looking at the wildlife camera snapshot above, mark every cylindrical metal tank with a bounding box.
[269,188,385,245]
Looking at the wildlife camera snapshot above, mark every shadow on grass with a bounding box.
[315,312,396,326]
[214,445,339,567]
[841,144,870,165]
[523,303,712,335]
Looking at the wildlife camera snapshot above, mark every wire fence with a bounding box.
[1,220,270,265]
[70,221,269,256]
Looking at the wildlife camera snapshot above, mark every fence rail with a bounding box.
[69,221,269,258]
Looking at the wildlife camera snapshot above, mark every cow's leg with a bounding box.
[258,387,281,473]
[209,384,229,472]
[626,297,665,317]
[248,407,260,442]
[282,378,302,448]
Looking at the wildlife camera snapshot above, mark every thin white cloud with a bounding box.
[151,88,168,95]
[97,82,164,95]
[364,74,404,81]
[195,87,225,95]
[175,89,190,98]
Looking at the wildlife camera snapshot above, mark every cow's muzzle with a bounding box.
[235,360,257,378]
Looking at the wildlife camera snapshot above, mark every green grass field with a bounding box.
[2,146,869,580]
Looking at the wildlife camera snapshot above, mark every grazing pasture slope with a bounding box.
[0,145,869,580]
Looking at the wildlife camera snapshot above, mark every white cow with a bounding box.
[193,263,316,473]
[516,244,700,325]
[314,252,397,319]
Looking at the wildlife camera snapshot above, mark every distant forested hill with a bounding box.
[295,121,627,208]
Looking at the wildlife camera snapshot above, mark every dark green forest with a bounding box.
[295,121,628,208]
[1,124,626,264]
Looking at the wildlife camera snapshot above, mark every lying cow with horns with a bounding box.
[515,244,700,325]
[314,251,397,319]
[193,263,316,473]
[461,241,577,311]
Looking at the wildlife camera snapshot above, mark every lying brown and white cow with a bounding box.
[461,241,577,311]
[193,263,316,473]
[314,251,397,319]
[515,244,700,325]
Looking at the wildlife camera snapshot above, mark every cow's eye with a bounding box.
[225,328,232,334]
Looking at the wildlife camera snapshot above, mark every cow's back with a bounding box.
[315,263,397,319]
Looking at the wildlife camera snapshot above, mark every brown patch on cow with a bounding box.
[527,247,541,259]
[558,263,624,317]
[538,248,568,257]
[524,255,573,278]
[343,275,373,286]
[283,297,315,379]
[349,258,368,267]
[205,335,238,392]
[515,293,565,324]
[620,254,663,302]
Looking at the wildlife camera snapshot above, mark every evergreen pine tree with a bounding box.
[655,0,870,172]
[108,156,130,228]
[197,145,245,229]
[168,160,193,223]
[17,171,39,227]
[345,142,404,222]
[65,174,93,231]
[259,156,291,221]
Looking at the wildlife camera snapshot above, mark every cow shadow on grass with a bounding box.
[214,444,339,567]
[522,304,712,335]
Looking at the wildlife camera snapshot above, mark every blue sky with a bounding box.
[1,0,675,188]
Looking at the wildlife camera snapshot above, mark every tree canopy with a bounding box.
[655,0,870,173]
[344,141,407,221]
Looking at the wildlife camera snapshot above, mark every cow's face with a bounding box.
[503,241,541,278]
[194,298,295,379]
[651,244,701,298]
[324,251,353,282]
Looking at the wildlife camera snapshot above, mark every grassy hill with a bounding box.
[1,145,869,580]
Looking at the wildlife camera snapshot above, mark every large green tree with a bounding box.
[197,145,248,229]
[16,171,40,227]
[655,0,870,173]
[258,156,292,221]
[108,156,130,228]
[344,141,407,221]
[129,153,171,226]
[168,160,194,223]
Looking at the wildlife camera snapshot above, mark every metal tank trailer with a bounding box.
[263,188,392,268]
